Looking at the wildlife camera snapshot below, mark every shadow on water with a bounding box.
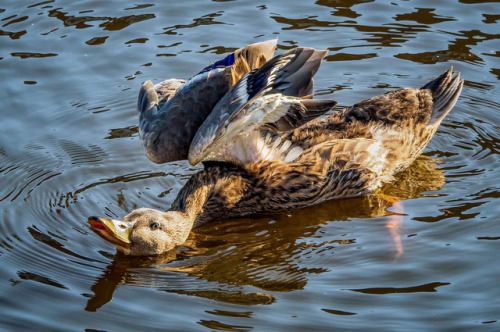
[84,156,445,311]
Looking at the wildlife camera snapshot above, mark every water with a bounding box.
[1,0,499,330]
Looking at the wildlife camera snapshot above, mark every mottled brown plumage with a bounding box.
[172,69,463,229]
[89,44,462,255]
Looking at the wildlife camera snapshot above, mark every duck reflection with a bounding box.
[85,155,444,311]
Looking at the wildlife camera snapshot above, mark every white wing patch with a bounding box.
[199,130,303,166]
[189,94,299,165]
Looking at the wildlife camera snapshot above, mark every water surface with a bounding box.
[1,0,499,330]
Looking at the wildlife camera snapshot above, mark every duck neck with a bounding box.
[170,163,248,227]
[166,184,212,246]
[169,169,216,226]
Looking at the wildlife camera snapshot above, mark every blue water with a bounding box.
[0,0,499,330]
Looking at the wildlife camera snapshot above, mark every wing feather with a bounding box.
[188,47,336,166]
[137,39,278,163]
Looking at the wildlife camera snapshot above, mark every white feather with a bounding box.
[279,140,291,154]
[284,146,303,163]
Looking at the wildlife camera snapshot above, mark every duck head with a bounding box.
[88,208,192,256]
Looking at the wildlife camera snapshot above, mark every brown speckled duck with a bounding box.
[89,40,463,255]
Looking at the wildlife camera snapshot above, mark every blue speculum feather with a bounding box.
[198,52,235,74]
[247,69,269,99]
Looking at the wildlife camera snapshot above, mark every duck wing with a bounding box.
[137,39,278,163]
[188,47,337,166]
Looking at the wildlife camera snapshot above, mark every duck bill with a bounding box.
[88,216,133,250]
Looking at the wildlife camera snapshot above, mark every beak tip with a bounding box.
[88,216,106,231]
[87,216,132,248]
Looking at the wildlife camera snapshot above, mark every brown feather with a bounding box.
[90,68,463,256]
[171,68,463,226]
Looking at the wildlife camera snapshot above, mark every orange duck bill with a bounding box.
[88,216,134,249]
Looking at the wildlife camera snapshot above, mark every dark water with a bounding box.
[1,0,499,330]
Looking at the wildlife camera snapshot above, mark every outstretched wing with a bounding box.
[188,47,337,166]
[137,39,278,163]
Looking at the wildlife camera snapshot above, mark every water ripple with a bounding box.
[0,0,499,330]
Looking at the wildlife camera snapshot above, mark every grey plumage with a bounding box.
[137,39,278,163]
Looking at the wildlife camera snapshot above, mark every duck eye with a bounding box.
[150,222,160,230]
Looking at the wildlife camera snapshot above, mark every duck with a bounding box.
[89,40,463,256]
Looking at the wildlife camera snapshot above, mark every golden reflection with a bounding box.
[85,155,444,311]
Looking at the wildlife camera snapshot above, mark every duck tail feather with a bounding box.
[422,67,464,125]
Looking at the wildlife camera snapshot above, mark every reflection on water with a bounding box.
[1,0,500,330]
